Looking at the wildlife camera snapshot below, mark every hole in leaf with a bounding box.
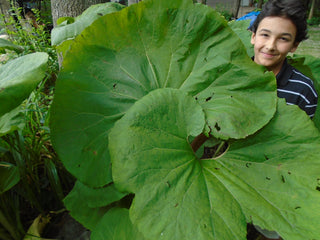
[214,123,221,131]
[190,133,228,158]
[201,141,228,159]
[205,96,212,102]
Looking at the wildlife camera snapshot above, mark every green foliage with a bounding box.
[307,16,320,25]
[51,0,276,188]
[287,54,320,128]
[0,162,20,194]
[0,6,71,239]
[0,38,23,54]
[0,7,58,75]
[1,0,318,239]
[228,19,254,57]
[0,50,74,239]
[0,53,48,116]
[0,79,75,239]
[51,2,125,60]
[49,0,320,239]
[213,3,233,21]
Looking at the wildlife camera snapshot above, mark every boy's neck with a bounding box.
[267,59,286,76]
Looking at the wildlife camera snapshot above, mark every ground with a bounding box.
[294,26,320,58]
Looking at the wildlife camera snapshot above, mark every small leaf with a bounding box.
[51,2,125,46]
[23,214,51,240]
[0,52,48,117]
[64,181,127,230]
[0,105,25,136]
[0,162,20,194]
[0,38,23,53]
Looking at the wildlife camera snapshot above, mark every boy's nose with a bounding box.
[266,38,276,51]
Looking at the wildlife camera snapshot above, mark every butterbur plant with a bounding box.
[50,0,320,239]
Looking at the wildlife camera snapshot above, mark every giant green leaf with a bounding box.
[288,54,320,127]
[228,19,253,57]
[109,88,320,240]
[0,52,48,117]
[109,88,247,240]
[63,181,126,230]
[91,208,145,240]
[51,0,276,187]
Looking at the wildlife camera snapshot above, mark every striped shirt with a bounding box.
[277,59,318,118]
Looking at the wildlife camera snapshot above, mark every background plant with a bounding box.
[0,6,72,238]
[0,5,58,74]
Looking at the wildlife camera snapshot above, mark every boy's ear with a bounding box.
[250,32,256,45]
[290,42,300,53]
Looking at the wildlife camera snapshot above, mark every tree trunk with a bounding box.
[232,0,241,19]
[50,0,109,27]
[308,0,315,20]
[0,0,11,24]
[128,0,142,6]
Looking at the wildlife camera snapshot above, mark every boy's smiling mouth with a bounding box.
[261,51,277,58]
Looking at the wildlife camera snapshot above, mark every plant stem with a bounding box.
[213,141,226,158]
[190,133,209,152]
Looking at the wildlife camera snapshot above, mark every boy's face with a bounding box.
[251,16,299,75]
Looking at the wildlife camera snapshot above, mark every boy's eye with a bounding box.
[280,37,289,41]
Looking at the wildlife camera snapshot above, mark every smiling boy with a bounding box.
[250,0,318,119]
[248,0,318,239]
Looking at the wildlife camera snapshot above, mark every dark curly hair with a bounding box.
[250,0,308,43]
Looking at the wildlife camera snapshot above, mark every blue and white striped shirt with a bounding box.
[277,59,318,118]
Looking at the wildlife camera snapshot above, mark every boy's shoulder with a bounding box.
[288,66,317,98]
[289,66,314,85]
